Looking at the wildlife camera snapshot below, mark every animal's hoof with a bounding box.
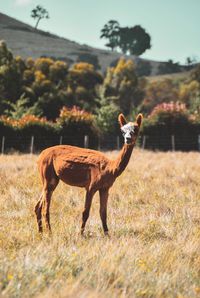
[104,231,110,237]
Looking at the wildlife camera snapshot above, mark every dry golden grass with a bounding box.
[0,150,200,298]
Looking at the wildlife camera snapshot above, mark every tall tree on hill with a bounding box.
[100,21,151,56]
[31,5,49,29]
[100,20,120,51]
[118,25,151,55]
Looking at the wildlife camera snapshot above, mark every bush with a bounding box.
[0,115,58,152]
[141,102,200,151]
[57,106,98,148]
[0,107,100,152]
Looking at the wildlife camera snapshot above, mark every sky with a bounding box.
[1,0,200,64]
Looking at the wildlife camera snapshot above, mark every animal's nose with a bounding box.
[126,137,132,144]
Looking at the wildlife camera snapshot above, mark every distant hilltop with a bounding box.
[0,12,188,75]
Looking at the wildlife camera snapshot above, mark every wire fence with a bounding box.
[1,134,200,154]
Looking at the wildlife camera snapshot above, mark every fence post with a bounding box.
[198,135,200,151]
[30,136,34,154]
[59,136,63,145]
[1,136,5,155]
[142,135,146,150]
[84,135,89,148]
[171,135,175,151]
[117,136,120,150]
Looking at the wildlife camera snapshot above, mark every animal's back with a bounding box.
[38,145,110,188]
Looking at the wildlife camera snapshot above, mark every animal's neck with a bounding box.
[113,143,134,177]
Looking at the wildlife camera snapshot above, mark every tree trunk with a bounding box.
[35,17,42,29]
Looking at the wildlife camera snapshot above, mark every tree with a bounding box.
[68,63,103,112]
[31,5,49,29]
[118,25,151,56]
[96,103,120,135]
[100,21,151,56]
[141,79,179,113]
[103,58,139,115]
[0,42,23,103]
[100,20,120,51]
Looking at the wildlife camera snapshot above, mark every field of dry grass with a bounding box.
[0,150,200,298]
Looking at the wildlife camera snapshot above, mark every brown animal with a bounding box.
[35,113,143,235]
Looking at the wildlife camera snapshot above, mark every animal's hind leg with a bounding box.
[35,193,43,233]
[35,161,59,234]
[43,177,59,233]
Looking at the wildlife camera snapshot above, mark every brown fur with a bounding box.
[35,113,143,235]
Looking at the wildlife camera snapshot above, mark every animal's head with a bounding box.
[118,113,143,145]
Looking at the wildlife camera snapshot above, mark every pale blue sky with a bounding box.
[1,0,200,64]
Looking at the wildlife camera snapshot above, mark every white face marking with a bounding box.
[121,123,135,144]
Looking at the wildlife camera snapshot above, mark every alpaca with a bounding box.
[35,113,143,235]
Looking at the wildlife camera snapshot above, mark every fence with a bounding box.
[1,134,200,154]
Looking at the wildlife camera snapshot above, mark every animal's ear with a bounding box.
[118,113,127,127]
[136,113,143,127]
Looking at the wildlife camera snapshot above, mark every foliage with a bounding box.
[185,56,197,70]
[118,25,151,56]
[149,101,189,122]
[100,20,120,51]
[0,41,199,146]
[68,62,103,112]
[58,105,95,125]
[4,95,33,119]
[103,58,140,115]
[141,102,200,151]
[0,43,102,120]
[0,106,99,151]
[57,106,98,147]
[96,103,120,135]
[0,40,13,64]
[0,42,24,103]
[141,79,179,114]
[179,80,199,105]
[31,5,49,29]
[100,21,151,56]
[77,53,100,70]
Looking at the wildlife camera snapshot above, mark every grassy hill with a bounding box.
[0,12,170,75]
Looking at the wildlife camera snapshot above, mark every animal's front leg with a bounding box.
[81,189,95,235]
[99,188,109,235]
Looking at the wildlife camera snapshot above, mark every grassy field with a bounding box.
[0,150,200,298]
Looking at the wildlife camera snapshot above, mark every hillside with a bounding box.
[0,12,163,74]
[146,71,191,82]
